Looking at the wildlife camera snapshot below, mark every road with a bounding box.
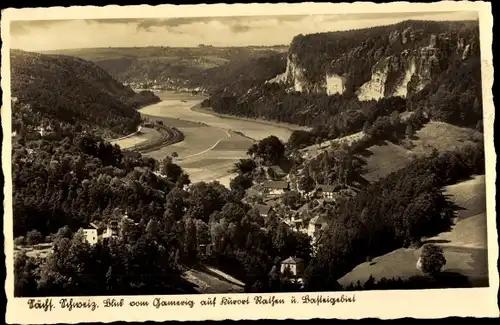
[126,124,184,154]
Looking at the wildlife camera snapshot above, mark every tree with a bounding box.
[233,158,257,174]
[255,136,285,165]
[298,172,315,193]
[419,244,446,277]
[230,173,253,192]
[171,152,178,158]
[14,236,25,246]
[282,191,303,210]
[26,230,43,245]
[55,226,73,241]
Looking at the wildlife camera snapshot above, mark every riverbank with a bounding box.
[191,104,311,135]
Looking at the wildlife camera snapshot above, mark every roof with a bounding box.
[297,203,309,214]
[263,180,289,189]
[255,204,272,215]
[317,184,335,192]
[281,256,304,264]
[89,222,99,229]
[310,214,329,226]
[268,165,286,175]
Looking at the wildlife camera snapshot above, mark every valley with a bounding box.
[125,90,300,186]
[11,16,490,298]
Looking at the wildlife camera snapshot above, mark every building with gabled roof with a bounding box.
[281,256,305,277]
[315,184,336,199]
[262,180,290,196]
[255,204,273,218]
[307,214,329,247]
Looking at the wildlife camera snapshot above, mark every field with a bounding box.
[14,243,53,259]
[362,121,483,182]
[411,121,483,155]
[338,175,488,288]
[299,131,365,158]
[362,141,415,182]
[192,105,310,141]
[138,94,257,184]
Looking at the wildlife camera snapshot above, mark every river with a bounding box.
[134,90,300,186]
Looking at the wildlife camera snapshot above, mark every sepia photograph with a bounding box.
[2,1,497,323]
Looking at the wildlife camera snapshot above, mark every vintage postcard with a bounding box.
[2,2,498,323]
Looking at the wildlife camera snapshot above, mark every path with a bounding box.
[181,130,232,160]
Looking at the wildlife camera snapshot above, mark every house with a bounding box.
[265,165,287,180]
[255,204,273,218]
[280,256,305,278]
[315,185,336,200]
[82,222,99,245]
[307,214,329,246]
[198,243,214,256]
[262,181,290,196]
[83,229,98,245]
[102,220,120,239]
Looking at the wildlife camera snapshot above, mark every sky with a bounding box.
[10,11,478,51]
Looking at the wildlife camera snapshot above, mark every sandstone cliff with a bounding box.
[266,20,480,101]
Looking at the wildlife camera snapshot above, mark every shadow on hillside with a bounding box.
[421,239,452,245]
[357,148,374,157]
[434,271,472,288]
[352,174,371,188]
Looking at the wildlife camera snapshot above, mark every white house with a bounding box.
[315,185,336,200]
[307,215,328,246]
[83,229,98,245]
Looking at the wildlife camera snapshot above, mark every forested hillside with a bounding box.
[12,50,310,296]
[45,46,288,91]
[10,50,160,138]
[205,20,483,146]
[187,52,287,93]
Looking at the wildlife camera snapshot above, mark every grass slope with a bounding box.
[338,175,488,287]
[182,265,245,293]
[362,121,483,182]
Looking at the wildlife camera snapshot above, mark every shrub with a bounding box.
[419,244,447,277]
[26,230,44,246]
[14,236,25,246]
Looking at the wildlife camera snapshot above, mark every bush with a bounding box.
[14,236,25,246]
[419,244,447,277]
[25,230,44,246]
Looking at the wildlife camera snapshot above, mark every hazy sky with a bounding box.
[10,11,478,51]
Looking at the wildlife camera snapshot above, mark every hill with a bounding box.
[44,46,288,92]
[337,175,487,288]
[362,121,483,182]
[10,49,160,138]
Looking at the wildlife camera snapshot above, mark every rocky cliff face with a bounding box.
[267,21,479,101]
[267,54,346,95]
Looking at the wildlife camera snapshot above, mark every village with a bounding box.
[67,150,356,286]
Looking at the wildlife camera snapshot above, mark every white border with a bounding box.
[2,2,497,323]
